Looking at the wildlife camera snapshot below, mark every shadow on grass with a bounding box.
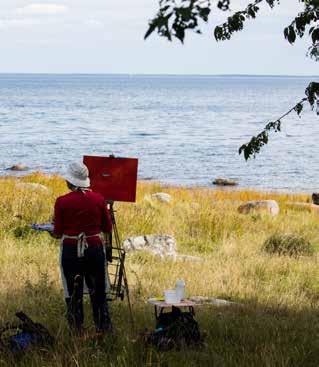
[0,283,318,367]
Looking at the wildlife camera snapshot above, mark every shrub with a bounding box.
[13,225,33,238]
[262,233,313,257]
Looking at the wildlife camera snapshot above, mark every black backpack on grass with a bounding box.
[146,306,201,351]
[0,312,54,354]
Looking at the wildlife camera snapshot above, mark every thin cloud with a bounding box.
[16,3,68,16]
[84,19,104,29]
[0,18,48,29]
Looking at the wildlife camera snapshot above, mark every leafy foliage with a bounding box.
[144,0,211,43]
[214,0,279,42]
[145,0,279,43]
[284,0,319,60]
[146,0,319,159]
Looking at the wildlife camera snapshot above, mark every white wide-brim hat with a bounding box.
[63,162,90,188]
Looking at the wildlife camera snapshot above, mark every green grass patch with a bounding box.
[0,174,318,366]
[262,233,314,257]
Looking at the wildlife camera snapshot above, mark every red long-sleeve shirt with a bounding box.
[54,190,112,245]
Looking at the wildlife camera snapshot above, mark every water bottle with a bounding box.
[175,279,185,301]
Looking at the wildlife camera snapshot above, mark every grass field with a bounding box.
[0,173,318,366]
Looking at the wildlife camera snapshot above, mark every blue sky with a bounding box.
[0,0,317,75]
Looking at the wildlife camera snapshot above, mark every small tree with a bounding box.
[145,0,319,159]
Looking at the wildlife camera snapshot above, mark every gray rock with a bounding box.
[16,182,50,192]
[7,164,29,171]
[189,296,239,307]
[238,200,279,216]
[123,234,177,259]
[213,178,238,186]
[151,192,172,203]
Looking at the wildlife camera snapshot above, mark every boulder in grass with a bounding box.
[7,164,29,171]
[238,200,279,216]
[151,192,172,203]
[213,178,238,186]
[123,235,177,259]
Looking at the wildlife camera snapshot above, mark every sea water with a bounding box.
[0,73,318,192]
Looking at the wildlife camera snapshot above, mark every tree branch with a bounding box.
[239,82,319,160]
[145,1,319,160]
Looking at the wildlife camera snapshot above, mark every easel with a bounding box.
[106,201,134,329]
[82,154,138,331]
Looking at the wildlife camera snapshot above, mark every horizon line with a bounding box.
[0,72,318,78]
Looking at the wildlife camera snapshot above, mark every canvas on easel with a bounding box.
[83,155,138,202]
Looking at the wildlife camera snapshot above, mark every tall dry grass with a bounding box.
[0,173,318,366]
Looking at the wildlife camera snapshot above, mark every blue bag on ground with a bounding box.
[0,311,54,354]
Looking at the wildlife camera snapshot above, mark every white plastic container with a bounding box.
[175,279,185,301]
[164,289,180,304]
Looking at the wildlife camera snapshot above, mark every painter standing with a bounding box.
[53,162,113,334]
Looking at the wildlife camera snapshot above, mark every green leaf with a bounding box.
[294,103,304,116]
[144,20,158,40]
[288,26,297,43]
[311,28,319,43]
